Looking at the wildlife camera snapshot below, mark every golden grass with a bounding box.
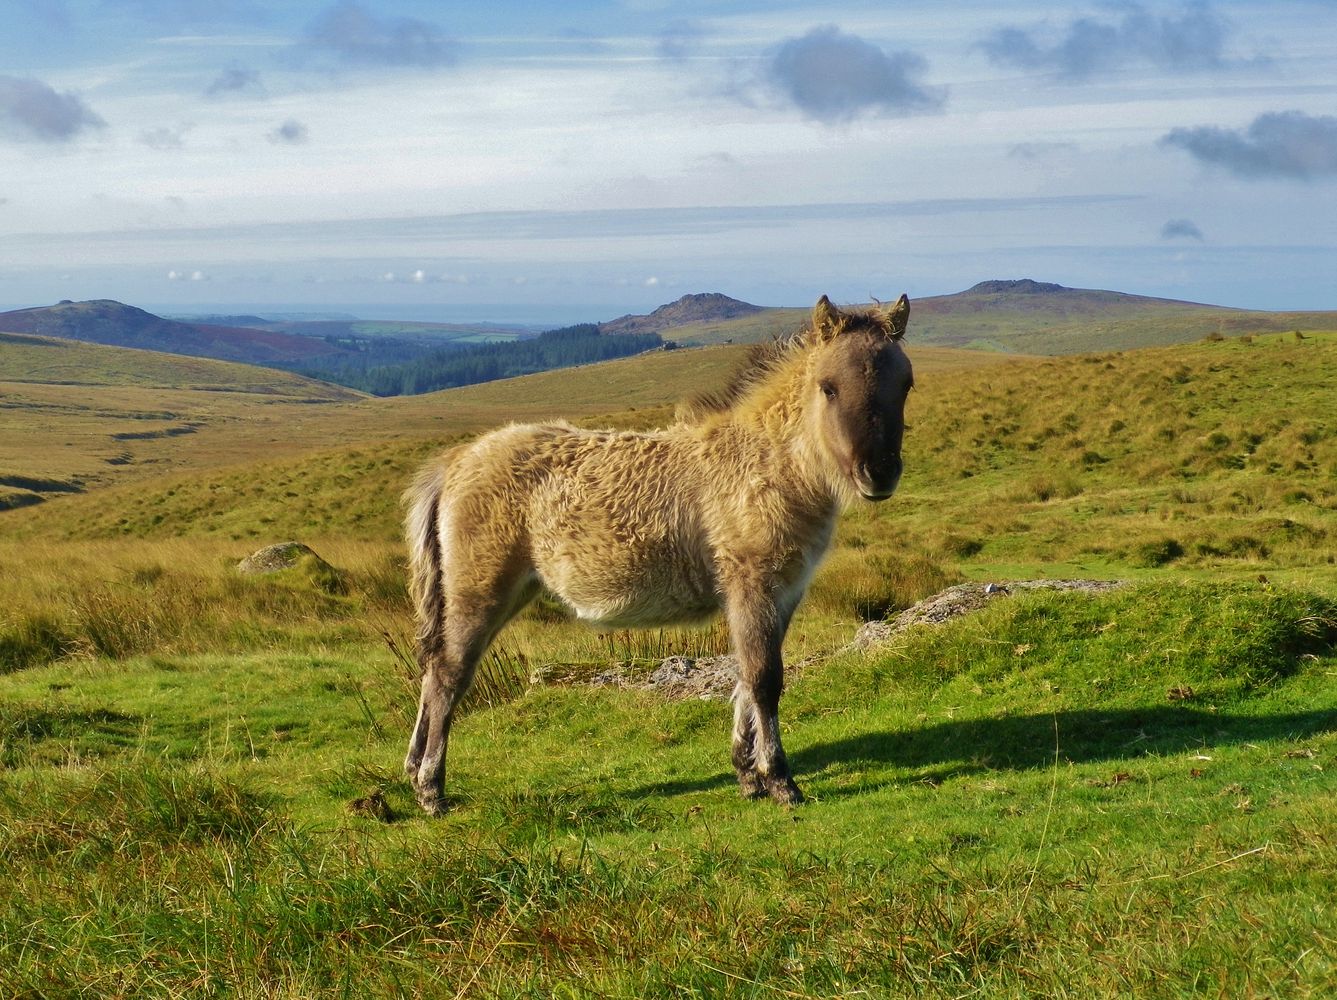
[3,328,1334,680]
[1,337,1018,503]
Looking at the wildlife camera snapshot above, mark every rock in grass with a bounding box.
[237,541,346,594]
[238,541,322,574]
[849,579,1126,649]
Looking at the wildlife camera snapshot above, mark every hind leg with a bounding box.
[405,642,476,816]
[407,574,539,815]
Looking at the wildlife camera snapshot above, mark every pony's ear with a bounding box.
[884,293,910,341]
[812,294,841,339]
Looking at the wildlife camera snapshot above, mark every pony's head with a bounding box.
[804,294,913,502]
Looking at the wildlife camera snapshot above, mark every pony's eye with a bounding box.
[820,381,837,400]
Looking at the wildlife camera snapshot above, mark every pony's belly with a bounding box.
[539,556,720,628]
[571,591,721,629]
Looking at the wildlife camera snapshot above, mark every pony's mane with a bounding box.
[678,336,800,422]
[677,305,896,423]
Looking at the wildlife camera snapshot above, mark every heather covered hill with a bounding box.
[0,299,355,366]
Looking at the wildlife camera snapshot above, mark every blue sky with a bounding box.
[1,0,1335,321]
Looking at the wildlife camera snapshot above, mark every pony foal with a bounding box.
[403,294,914,814]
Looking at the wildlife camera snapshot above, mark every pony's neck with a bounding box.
[729,353,846,506]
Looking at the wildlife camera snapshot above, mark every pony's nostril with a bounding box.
[856,457,902,498]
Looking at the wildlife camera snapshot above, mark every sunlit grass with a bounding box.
[1,329,1336,997]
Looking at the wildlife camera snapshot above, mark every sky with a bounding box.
[1,0,1335,323]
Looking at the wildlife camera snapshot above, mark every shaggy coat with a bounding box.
[404,294,913,813]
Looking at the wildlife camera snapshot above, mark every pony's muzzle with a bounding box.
[856,457,902,501]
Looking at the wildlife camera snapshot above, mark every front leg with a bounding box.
[726,582,803,806]
[730,688,766,799]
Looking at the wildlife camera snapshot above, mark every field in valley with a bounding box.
[1,319,1334,997]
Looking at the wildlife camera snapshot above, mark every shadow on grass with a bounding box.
[1,705,143,768]
[623,706,1337,800]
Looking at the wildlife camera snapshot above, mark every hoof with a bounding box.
[416,794,449,817]
[766,775,805,807]
[736,771,767,800]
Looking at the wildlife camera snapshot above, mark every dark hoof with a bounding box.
[416,793,449,817]
[766,775,805,806]
[736,771,767,800]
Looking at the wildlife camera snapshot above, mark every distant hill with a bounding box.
[600,293,763,336]
[0,299,356,366]
[964,279,1072,296]
[0,330,364,510]
[917,279,1222,319]
[0,329,362,398]
[669,280,1337,354]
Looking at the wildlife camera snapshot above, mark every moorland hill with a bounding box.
[0,299,355,366]
[599,292,763,336]
[667,280,1337,354]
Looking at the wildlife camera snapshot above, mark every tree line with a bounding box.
[290,324,663,397]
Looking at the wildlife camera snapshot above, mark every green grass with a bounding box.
[0,582,1333,997]
[1,323,1335,996]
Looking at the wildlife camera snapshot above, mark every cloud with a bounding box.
[1161,110,1337,179]
[0,74,105,142]
[205,66,265,98]
[268,119,309,144]
[555,29,609,56]
[1008,141,1078,160]
[166,269,208,281]
[767,25,945,123]
[303,1,458,68]
[139,124,192,149]
[657,20,705,61]
[981,2,1234,80]
[1160,218,1204,240]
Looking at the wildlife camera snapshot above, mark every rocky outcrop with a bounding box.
[848,579,1125,650]
[554,579,1126,701]
[599,293,762,336]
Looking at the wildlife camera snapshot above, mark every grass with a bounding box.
[0,324,1335,996]
[0,583,1332,997]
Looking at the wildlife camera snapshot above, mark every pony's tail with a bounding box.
[404,462,447,665]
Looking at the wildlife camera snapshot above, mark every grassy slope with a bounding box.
[0,333,364,501]
[3,341,1020,539]
[0,329,1335,997]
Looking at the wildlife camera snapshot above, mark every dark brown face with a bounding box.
[814,331,913,501]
